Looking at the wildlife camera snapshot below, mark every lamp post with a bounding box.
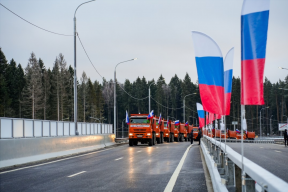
[270,115,273,137]
[114,58,137,137]
[189,116,197,126]
[74,0,97,135]
[260,106,269,138]
[148,79,165,112]
[278,67,288,70]
[183,93,196,123]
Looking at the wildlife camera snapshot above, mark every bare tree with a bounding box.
[80,71,88,122]
[102,80,114,124]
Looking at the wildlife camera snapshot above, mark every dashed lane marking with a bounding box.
[0,147,120,174]
[115,157,123,161]
[137,151,142,153]
[164,144,193,192]
[275,150,281,153]
[67,171,86,178]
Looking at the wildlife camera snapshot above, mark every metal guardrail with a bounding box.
[202,135,288,192]
[214,138,275,144]
[0,117,113,139]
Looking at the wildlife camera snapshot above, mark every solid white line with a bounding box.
[164,144,193,192]
[115,157,123,161]
[0,147,119,175]
[67,171,86,178]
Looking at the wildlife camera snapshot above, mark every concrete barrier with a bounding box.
[0,134,115,168]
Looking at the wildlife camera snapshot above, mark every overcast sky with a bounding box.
[1,0,287,84]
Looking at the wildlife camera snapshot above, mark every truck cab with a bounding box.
[128,114,155,146]
[152,116,162,144]
[163,120,171,142]
[171,122,179,141]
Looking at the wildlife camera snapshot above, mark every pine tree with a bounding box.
[22,53,43,119]
[0,48,10,116]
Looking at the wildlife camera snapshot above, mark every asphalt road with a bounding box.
[0,142,208,192]
[227,143,288,182]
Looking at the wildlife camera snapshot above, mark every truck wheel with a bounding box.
[175,136,178,142]
[171,134,174,142]
[129,140,133,146]
[153,133,156,145]
[148,138,153,146]
[161,133,164,143]
[157,135,161,144]
[167,136,170,143]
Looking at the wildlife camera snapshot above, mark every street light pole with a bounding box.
[183,93,196,123]
[270,115,273,136]
[260,106,269,138]
[74,0,96,135]
[114,58,137,137]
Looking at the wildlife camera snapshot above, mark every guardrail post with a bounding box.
[235,164,242,192]
[226,158,235,189]
[245,174,255,192]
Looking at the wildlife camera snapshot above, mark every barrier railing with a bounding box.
[201,135,288,192]
[0,117,113,139]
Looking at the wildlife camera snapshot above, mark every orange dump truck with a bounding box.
[246,131,255,140]
[193,127,200,140]
[163,120,171,142]
[171,122,180,141]
[152,116,162,144]
[227,130,237,139]
[128,114,155,146]
[179,123,187,142]
[187,125,193,141]
[215,130,221,138]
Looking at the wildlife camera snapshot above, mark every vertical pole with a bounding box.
[234,124,235,131]
[260,110,262,138]
[241,105,245,192]
[270,118,272,137]
[122,120,124,138]
[149,88,151,112]
[183,99,185,123]
[114,70,116,136]
[74,17,78,135]
[224,115,226,154]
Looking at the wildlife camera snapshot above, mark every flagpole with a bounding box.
[241,105,245,192]
[224,115,226,154]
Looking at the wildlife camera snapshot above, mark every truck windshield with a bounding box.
[130,118,150,124]
[164,122,167,127]
[193,128,198,132]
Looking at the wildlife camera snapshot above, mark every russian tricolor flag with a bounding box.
[175,120,180,126]
[147,110,154,119]
[126,110,129,125]
[224,48,234,115]
[185,121,188,126]
[192,31,224,115]
[241,0,270,105]
[158,113,162,124]
[197,103,205,128]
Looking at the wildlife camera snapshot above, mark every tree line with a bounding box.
[0,48,287,135]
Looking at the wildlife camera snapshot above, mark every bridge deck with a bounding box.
[0,142,208,192]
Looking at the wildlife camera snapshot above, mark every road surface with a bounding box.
[0,142,208,192]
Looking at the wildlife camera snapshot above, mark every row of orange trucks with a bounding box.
[128,114,199,146]
[203,129,255,140]
[128,113,255,146]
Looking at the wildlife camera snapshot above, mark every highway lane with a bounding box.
[0,142,208,192]
[227,143,288,182]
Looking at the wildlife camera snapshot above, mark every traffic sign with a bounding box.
[232,121,238,125]
[278,123,288,131]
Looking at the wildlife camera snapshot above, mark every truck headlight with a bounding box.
[147,133,151,136]
[166,133,168,135]
[156,133,159,136]
[129,133,133,136]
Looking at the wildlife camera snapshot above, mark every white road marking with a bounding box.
[260,147,264,148]
[275,150,281,153]
[0,147,120,174]
[137,151,142,153]
[115,157,123,161]
[164,144,193,192]
[67,171,86,178]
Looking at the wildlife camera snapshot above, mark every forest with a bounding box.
[0,48,287,136]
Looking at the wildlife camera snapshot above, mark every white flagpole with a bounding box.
[241,105,245,192]
[224,115,226,154]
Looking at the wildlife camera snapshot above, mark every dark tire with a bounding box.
[175,135,178,142]
[171,134,174,142]
[167,136,170,143]
[153,133,156,145]
[179,134,183,142]
[133,141,138,145]
[148,138,153,146]
[161,133,164,143]
[129,140,133,146]
[157,135,161,144]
